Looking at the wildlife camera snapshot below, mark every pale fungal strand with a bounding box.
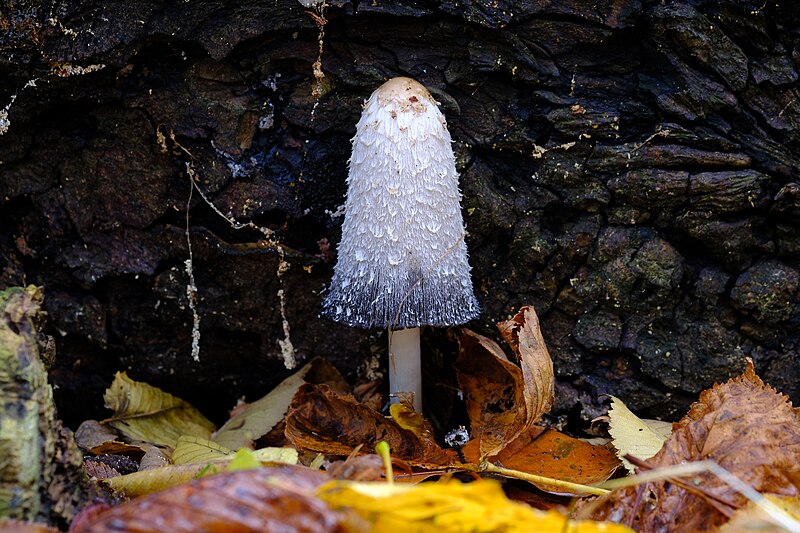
[321,77,479,330]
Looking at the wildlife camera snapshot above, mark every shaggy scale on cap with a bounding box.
[321,77,479,329]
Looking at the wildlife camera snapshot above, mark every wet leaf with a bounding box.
[102,371,216,448]
[462,426,620,494]
[317,478,633,532]
[456,306,554,459]
[606,395,671,473]
[75,467,339,533]
[286,383,457,468]
[211,358,329,450]
[586,360,800,532]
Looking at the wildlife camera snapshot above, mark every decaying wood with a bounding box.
[0,286,87,527]
[0,0,797,427]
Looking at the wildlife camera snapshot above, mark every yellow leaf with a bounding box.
[102,372,216,448]
[317,478,633,533]
[172,435,298,466]
[607,395,671,473]
[103,447,299,497]
[102,462,227,497]
[226,448,261,471]
[172,435,232,464]
[390,404,435,441]
[251,447,299,465]
[211,358,318,450]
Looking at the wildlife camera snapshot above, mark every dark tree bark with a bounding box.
[1,0,798,427]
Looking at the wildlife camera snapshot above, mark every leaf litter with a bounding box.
[66,306,800,532]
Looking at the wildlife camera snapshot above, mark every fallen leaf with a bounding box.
[585,360,800,532]
[102,372,216,448]
[717,494,800,533]
[286,383,422,457]
[390,403,436,442]
[317,478,633,532]
[497,306,555,428]
[455,329,529,459]
[606,395,671,473]
[326,454,389,482]
[74,420,123,451]
[102,461,228,496]
[226,448,262,471]
[212,358,338,450]
[455,306,554,459]
[139,445,170,470]
[104,446,298,497]
[286,383,457,468]
[462,426,620,494]
[171,435,233,464]
[75,467,339,533]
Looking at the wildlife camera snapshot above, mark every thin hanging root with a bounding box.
[184,165,201,362]
[172,130,296,368]
[306,3,327,100]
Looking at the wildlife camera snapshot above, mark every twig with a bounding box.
[599,458,800,532]
[468,460,610,496]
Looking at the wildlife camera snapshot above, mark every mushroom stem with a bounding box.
[388,327,422,412]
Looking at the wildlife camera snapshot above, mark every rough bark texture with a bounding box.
[1,0,798,427]
[0,286,87,527]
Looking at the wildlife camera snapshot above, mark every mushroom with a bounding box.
[321,77,479,412]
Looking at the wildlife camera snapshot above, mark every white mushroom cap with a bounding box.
[321,77,480,329]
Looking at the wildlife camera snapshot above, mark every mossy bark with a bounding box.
[0,286,86,527]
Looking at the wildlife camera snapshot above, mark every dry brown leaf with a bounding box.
[455,329,529,459]
[285,383,457,468]
[74,420,122,451]
[456,306,554,459]
[717,494,800,533]
[585,360,800,532]
[497,306,555,426]
[73,467,339,533]
[463,426,620,494]
[139,445,170,470]
[286,383,422,456]
[326,454,388,482]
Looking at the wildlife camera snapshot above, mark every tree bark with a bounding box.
[1,0,798,426]
[0,286,87,527]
